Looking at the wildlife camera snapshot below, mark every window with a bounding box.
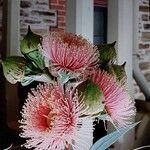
[94,6,107,45]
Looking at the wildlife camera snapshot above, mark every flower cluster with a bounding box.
[41,32,98,73]
[20,84,93,150]
[1,27,136,150]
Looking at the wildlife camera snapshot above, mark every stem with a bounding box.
[43,67,57,82]
[133,145,150,150]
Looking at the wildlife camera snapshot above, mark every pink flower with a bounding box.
[90,70,136,127]
[41,32,98,73]
[20,83,93,150]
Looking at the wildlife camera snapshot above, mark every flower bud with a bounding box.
[1,56,26,84]
[20,26,45,70]
[112,62,126,81]
[97,41,117,65]
[77,80,104,116]
[20,26,42,54]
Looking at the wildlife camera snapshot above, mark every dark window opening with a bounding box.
[94,6,107,45]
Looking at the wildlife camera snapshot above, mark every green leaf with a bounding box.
[21,73,54,86]
[20,26,42,54]
[22,65,57,86]
[58,71,72,84]
[24,62,42,76]
[90,122,139,150]
[77,80,104,115]
[22,63,43,86]
[24,49,45,70]
[21,76,34,86]
[1,56,26,84]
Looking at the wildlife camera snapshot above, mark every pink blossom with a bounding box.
[90,70,136,127]
[41,32,98,73]
[20,83,93,150]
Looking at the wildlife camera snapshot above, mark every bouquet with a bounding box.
[1,26,136,150]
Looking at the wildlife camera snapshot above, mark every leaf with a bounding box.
[24,62,42,76]
[90,122,139,150]
[76,80,104,115]
[21,76,34,86]
[1,56,26,84]
[24,49,45,70]
[58,71,73,84]
[21,74,52,86]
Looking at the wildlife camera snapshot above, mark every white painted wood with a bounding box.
[66,0,93,43]
[108,0,133,96]
[76,0,93,43]
[133,0,139,53]
[66,0,76,33]
[7,0,20,56]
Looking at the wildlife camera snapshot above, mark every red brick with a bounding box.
[58,16,65,22]
[58,11,65,16]
[94,0,107,7]
[57,5,65,10]
[58,0,66,5]
[58,21,65,27]
[50,27,65,32]
[141,32,150,42]
[50,4,58,9]
[144,73,150,82]
[139,44,149,49]
[58,0,65,2]
[139,62,149,70]
[51,4,65,10]
[49,0,66,32]
[51,0,58,4]
[142,14,149,21]
[139,6,149,12]
[144,24,150,30]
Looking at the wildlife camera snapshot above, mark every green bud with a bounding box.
[20,26,45,70]
[1,56,26,84]
[20,26,42,54]
[97,41,117,65]
[77,80,104,116]
[111,62,126,81]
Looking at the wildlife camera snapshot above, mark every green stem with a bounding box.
[43,68,57,82]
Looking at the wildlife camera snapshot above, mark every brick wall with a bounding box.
[134,0,150,100]
[20,0,57,39]
[94,0,107,7]
[49,0,66,32]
